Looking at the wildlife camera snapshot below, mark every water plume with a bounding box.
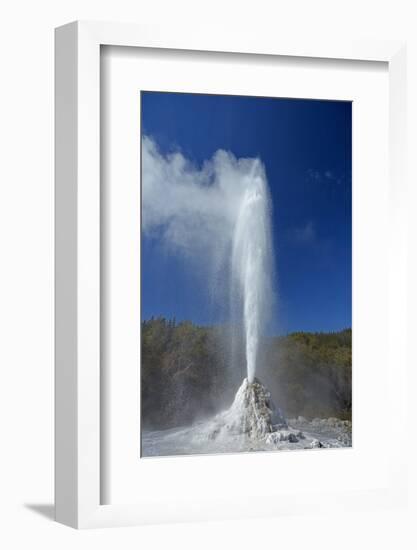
[231,161,273,382]
[142,136,274,381]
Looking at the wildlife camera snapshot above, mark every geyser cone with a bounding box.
[221,378,287,439]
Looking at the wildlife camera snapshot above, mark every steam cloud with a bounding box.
[143,136,261,255]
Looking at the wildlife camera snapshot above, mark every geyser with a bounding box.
[231,161,273,382]
[142,137,274,383]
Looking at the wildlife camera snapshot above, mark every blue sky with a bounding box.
[141,91,351,334]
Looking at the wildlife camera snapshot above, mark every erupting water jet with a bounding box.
[231,161,273,383]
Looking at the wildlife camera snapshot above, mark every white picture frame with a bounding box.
[55,20,407,529]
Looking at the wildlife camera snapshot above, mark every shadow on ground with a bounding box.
[25,503,55,521]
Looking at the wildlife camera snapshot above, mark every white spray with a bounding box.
[231,160,273,382]
[142,137,274,383]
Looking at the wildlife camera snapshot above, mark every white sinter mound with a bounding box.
[209,377,287,439]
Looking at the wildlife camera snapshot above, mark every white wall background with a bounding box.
[0,0,416,548]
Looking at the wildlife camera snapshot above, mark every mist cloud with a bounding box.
[142,135,268,271]
[142,135,275,380]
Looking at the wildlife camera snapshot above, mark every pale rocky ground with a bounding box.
[142,378,352,457]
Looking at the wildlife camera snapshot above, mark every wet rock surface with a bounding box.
[289,416,352,448]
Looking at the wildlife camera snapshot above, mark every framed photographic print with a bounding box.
[55,21,407,528]
[139,91,352,458]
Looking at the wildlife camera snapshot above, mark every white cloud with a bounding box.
[291,221,316,244]
[307,168,342,185]
[142,135,267,263]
